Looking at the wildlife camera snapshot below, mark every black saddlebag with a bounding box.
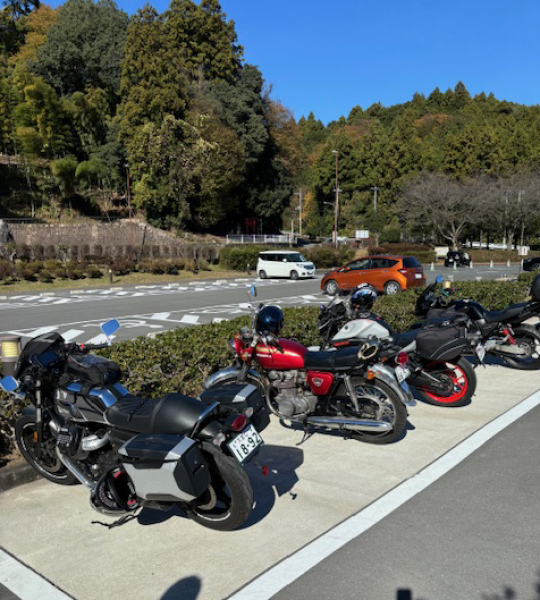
[118,433,210,502]
[415,324,467,361]
[66,353,122,387]
[200,383,270,432]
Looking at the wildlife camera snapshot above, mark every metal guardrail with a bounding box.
[226,234,295,244]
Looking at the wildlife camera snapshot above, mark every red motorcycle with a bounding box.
[204,295,415,445]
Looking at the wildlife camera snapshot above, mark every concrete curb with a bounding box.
[0,460,40,493]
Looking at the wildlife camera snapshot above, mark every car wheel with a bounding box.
[444,261,449,267]
[533,264,540,272]
[384,280,401,295]
[325,280,339,295]
[258,270,267,279]
[290,270,299,280]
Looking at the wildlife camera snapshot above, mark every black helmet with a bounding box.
[351,284,377,311]
[531,274,540,301]
[90,467,138,516]
[256,305,284,335]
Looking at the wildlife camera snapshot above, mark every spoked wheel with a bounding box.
[186,445,253,531]
[500,325,540,370]
[416,358,476,407]
[335,379,407,444]
[15,415,78,485]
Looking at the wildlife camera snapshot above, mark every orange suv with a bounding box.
[321,255,426,295]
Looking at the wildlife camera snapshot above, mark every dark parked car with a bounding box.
[522,256,540,271]
[445,250,471,267]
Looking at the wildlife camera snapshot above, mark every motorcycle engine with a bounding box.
[268,370,317,417]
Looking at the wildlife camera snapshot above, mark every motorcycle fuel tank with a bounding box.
[332,318,391,343]
[255,339,307,370]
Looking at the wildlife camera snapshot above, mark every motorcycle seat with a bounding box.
[106,393,208,435]
[482,303,527,323]
[388,329,419,348]
[305,346,361,371]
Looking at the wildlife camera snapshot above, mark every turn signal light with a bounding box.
[243,407,254,418]
[396,352,409,365]
[231,415,247,432]
[366,369,376,380]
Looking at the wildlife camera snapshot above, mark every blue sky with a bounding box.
[49,0,540,124]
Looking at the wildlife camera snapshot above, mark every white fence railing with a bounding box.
[226,234,295,244]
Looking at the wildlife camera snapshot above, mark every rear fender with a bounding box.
[369,364,416,407]
[203,366,267,393]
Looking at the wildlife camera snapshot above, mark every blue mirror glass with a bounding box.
[0,376,18,392]
[101,319,120,338]
[436,275,443,284]
[250,284,258,297]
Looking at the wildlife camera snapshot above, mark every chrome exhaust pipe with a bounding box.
[57,449,95,490]
[493,345,528,356]
[306,416,392,432]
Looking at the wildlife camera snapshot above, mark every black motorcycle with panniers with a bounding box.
[415,275,540,370]
[317,284,481,407]
[0,319,269,531]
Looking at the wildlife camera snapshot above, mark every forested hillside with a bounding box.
[1,0,540,246]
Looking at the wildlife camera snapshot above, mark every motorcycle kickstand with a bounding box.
[297,426,315,446]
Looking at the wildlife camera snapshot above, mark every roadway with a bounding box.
[0,263,524,346]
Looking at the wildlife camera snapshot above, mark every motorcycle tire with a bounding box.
[415,357,476,407]
[499,324,540,370]
[186,444,254,531]
[348,379,408,445]
[15,414,78,485]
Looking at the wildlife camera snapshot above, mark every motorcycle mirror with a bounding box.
[0,375,18,393]
[436,275,443,284]
[101,319,120,338]
[250,284,258,297]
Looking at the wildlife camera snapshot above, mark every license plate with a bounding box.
[415,273,423,279]
[475,344,486,361]
[228,424,263,463]
[395,365,411,382]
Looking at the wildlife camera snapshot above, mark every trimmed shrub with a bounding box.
[38,270,54,283]
[303,244,355,269]
[0,260,15,281]
[85,266,103,279]
[368,243,436,264]
[110,257,136,275]
[219,245,273,271]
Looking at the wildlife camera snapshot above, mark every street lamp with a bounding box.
[331,150,339,248]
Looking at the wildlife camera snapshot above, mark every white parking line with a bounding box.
[0,549,73,600]
[228,389,540,600]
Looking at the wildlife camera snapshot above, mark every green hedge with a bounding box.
[302,244,355,269]
[218,245,273,271]
[368,243,436,264]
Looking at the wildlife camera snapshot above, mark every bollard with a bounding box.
[490,260,494,269]
[453,261,457,271]
[507,259,511,268]
[109,268,113,284]
[0,336,21,376]
[430,262,434,271]
[470,260,473,269]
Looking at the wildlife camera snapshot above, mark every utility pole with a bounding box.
[332,150,339,248]
[371,185,379,212]
[295,190,303,237]
[125,164,133,247]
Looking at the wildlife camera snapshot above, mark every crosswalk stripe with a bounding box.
[25,326,58,337]
[61,329,85,342]
[180,315,199,324]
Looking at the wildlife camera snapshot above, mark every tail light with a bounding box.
[243,407,254,418]
[396,352,409,365]
[398,269,408,275]
[230,414,247,432]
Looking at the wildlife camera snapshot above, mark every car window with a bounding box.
[286,253,306,262]
[347,259,371,270]
[371,258,398,269]
[260,254,274,262]
[403,257,421,268]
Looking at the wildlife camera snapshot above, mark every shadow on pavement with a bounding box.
[137,444,303,529]
[159,575,201,600]
[242,443,304,529]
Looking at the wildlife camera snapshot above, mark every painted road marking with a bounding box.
[0,549,74,600]
[179,315,199,324]
[60,329,85,342]
[228,388,540,600]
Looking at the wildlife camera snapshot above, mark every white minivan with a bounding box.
[257,250,315,280]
